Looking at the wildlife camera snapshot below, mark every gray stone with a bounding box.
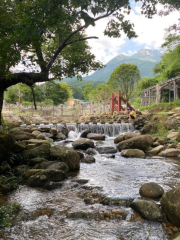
[81,155,95,163]
[27,169,67,187]
[145,145,164,156]
[121,149,145,158]
[114,135,124,144]
[96,147,117,154]
[87,133,105,141]
[131,198,164,222]
[159,148,180,157]
[72,139,94,150]
[161,185,180,227]
[50,145,80,170]
[139,182,164,198]
[117,135,153,151]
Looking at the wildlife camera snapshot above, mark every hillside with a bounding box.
[62,49,161,85]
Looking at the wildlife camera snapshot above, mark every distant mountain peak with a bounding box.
[132,49,161,61]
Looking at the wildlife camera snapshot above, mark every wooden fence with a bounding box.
[3,100,111,120]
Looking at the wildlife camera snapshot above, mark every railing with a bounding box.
[3,100,111,121]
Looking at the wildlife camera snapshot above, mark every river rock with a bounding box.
[114,135,124,144]
[85,148,97,155]
[87,133,105,141]
[55,133,66,140]
[121,149,145,158]
[23,143,51,159]
[81,155,95,163]
[28,157,48,166]
[117,135,153,151]
[131,198,164,222]
[145,145,164,156]
[167,131,179,140]
[25,169,43,179]
[159,148,180,157]
[24,139,50,145]
[160,185,180,227]
[72,139,94,150]
[32,130,41,136]
[11,131,35,141]
[36,134,46,140]
[96,147,117,154]
[139,182,164,198]
[80,129,91,138]
[33,160,53,169]
[27,169,67,188]
[50,145,80,170]
[13,141,26,153]
[124,132,141,140]
[60,127,68,137]
[47,162,69,173]
[50,128,58,136]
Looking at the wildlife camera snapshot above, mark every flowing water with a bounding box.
[2,124,180,240]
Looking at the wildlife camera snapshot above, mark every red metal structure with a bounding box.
[110,91,134,114]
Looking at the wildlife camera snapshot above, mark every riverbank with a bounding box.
[1,105,180,239]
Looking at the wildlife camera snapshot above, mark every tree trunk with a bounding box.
[0,89,4,126]
[31,86,37,110]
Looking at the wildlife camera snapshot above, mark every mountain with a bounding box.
[62,49,161,86]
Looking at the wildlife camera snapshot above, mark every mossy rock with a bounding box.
[23,143,51,159]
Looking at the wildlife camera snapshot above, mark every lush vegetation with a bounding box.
[0,203,21,234]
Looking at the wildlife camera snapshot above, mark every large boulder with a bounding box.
[161,185,180,227]
[114,135,124,144]
[159,148,180,157]
[117,135,153,151]
[27,169,67,188]
[96,147,117,154]
[47,162,69,173]
[22,143,51,159]
[131,198,164,222]
[167,131,179,140]
[139,182,164,198]
[124,132,141,140]
[11,131,35,141]
[87,133,105,141]
[145,145,164,156]
[13,141,26,153]
[72,139,94,150]
[121,149,145,158]
[50,145,80,170]
[28,157,48,166]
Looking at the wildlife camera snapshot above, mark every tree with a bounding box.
[107,63,140,103]
[83,83,93,101]
[0,0,139,125]
[154,44,180,80]
[89,84,112,102]
[43,82,72,105]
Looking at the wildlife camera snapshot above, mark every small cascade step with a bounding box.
[77,123,134,137]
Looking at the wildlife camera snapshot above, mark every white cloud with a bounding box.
[85,1,179,63]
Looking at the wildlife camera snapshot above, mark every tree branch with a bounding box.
[47,9,117,71]
[66,36,98,46]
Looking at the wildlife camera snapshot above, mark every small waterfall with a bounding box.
[77,123,134,137]
[66,123,77,132]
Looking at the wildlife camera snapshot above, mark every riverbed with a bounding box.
[1,136,180,240]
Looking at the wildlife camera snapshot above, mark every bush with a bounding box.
[0,203,21,234]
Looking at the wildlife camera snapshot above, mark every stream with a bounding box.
[1,124,180,240]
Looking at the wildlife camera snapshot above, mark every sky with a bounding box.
[85,0,180,64]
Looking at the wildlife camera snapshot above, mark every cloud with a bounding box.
[85,1,179,63]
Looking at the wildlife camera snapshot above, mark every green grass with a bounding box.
[139,100,180,111]
[0,203,21,234]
